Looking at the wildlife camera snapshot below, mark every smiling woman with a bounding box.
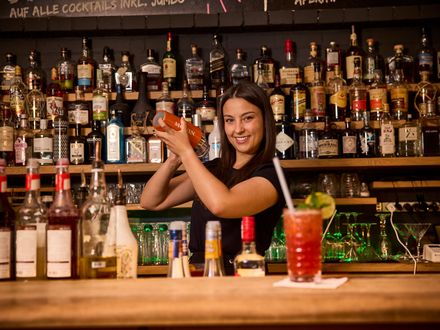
[140,80,285,275]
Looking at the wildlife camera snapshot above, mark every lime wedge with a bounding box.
[305,192,336,219]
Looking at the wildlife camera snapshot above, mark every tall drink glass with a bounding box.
[283,208,323,282]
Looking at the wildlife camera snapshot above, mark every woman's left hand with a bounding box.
[155,117,194,158]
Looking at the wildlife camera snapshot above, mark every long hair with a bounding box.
[213,80,276,187]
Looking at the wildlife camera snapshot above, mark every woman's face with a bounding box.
[222,97,264,159]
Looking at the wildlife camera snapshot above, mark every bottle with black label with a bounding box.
[318,116,339,158]
[275,115,296,160]
[69,123,87,165]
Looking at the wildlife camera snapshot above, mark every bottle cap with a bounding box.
[284,39,293,53]
[241,216,255,243]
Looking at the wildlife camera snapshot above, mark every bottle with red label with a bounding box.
[349,57,367,122]
[47,158,80,279]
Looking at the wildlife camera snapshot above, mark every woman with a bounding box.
[140,80,284,274]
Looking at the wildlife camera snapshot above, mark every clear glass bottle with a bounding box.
[255,61,270,90]
[253,45,276,88]
[229,48,250,86]
[234,216,265,277]
[106,108,125,164]
[325,41,342,84]
[415,71,437,116]
[309,63,326,122]
[209,34,227,90]
[357,111,377,157]
[398,114,421,157]
[97,46,116,92]
[275,114,296,160]
[299,109,318,159]
[126,125,147,163]
[69,123,87,165]
[86,120,104,163]
[368,70,388,122]
[156,81,175,115]
[303,42,324,85]
[24,49,45,91]
[385,44,415,84]
[349,57,367,122]
[79,152,117,279]
[110,84,131,128]
[67,86,90,128]
[47,158,80,279]
[25,88,45,129]
[140,49,162,92]
[1,53,17,95]
[345,25,364,85]
[185,44,204,91]
[279,39,301,88]
[417,27,435,81]
[46,67,64,125]
[52,105,69,163]
[167,221,186,278]
[14,114,33,166]
[0,104,15,165]
[341,117,357,158]
[203,221,224,277]
[57,48,75,93]
[327,64,347,122]
[32,118,53,165]
[92,81,109,124]
[77,36,95,92]
[379,107,395,157]
[9,65,28,126]
[162,32,177,91]
[390,57,409,120]
[290,72,308,123]
[363,38,383,85]
[177,80,195,121]
[196,81,216,123]
[208,116,221,161]
[318,116,339,158]
[16,159,47,280]
[0,158,15,281]
[115,51,135,92]
[147,135,165,163]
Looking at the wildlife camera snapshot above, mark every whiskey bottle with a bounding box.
[279,39,300,88]
[14,114,33,166]
[341,117,357,158]
[9,65,27,126]
[318,116,339,159]
[156,81,175,115]
[125,124,147,163]
[253,45,276,88]
[140,48,162,92]
[363,38,383,85]
[234,216,265,277]
[275,114,296,160]
[32,119,53,165]
[349,57,367,122]
[47,158,80,279]
[0,104,15,165]
[290,72,308,123]
[385,44,415,84]
[325,41,342,84]
[57,48,75,93]
[110,84,131,128]
[196,82,216,123]
[86,120,104,163]
[131,72,153,127]
[398,114,421,157]
[77,37,95,92]
[229,48,250,86]
[25,88,45,130]
[327,64,347,122]
[16,159,47,280]
[115,51,135,92]
[69,123,87,165]
[97,46,116,92]
[185,43,204,91]
[421,103,440,156]
[46,67,64,125]
[209,34,227,90]
[357,111,377,157]
[106,108,125,164]
[203,221,224,277]
[390,57,409,120]
[299,109,318,159]
[177,80,195,121]
[304,42,324,85]
[79,152,117,279]
[162,32,177,90]
[368,70,388,122]
[270,75,287,122]
[1,53,17,95]
[24,49,45,91]
[67,86,90,128]
[309,63,326,122]
[345,25,363,85]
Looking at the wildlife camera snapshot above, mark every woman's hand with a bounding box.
[155,117,194,159]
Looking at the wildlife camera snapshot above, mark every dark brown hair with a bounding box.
[213,80,276,187]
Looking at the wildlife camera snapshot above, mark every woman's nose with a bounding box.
[234,120,244,133]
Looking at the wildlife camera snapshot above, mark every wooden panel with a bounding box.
[371,180,440,189]
[293,198,377,206]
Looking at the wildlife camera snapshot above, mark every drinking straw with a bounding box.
[272,157,295,213]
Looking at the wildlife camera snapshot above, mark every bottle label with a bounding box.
[276,131,294,153]
[197,106,216,121]
[93,95,108,121]
[299,135,318,153]
[253,63,275,84]
[318,139,339,156]
[156,101,175,114]
[359,131,376,155]
[70,142,85,164]
[0,126,14,152]
[26,173,41,191]
[205,239,220,260]
[127,138,146,163]
[279,67,299,86]
[1,65,15,91]
[68,109,89,125]
[0,175,7,192]
[55,172,71,191]
[210,55,225,73]
[115,71,133,92]
[77,64,93,86]
[47,226,71,278]
[399,126,418,142]
[236,267,265,277]
[330,90,347,108]
[418,53,433,67]
[33,137,53,153]
[141,63,162,75]
[369,88,387,111]
[14,137,28,165]
[106,125,121,161]
[380,123,395,154]
[390,87,408,112]
[16,226,37,278]
[304,65,314,84]
[364,57,376,81]
[46,96,64,119]
[310,86,326,117]
[116,247,136,279]
[291,89,306,120]
[342,135,357,154]
[351,98,367,112]
[270,94,285,119]
[148,138,163,163]
[0,229,11,279]
[327,51,340,66]
[163,58,176,78]
[209,141,221,160]
[9,93,26,116]
[346,55,362,79]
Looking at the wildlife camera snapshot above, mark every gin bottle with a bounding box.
[32,119,53,165]
[52,105,69,163]
[106,108,125,164]
[379,109,395,157]
[185,44,204,91]
[398,114,421,157]
[275,114,296,160]
[299,109,318,159]
[341,117,357,158]
[357,111,377,157]
[126,125,147,163]
[16,159,47,280]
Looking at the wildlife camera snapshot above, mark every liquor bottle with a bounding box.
[275,114,296,160]
[167,221,185,278]
[270,75,287,121]
[341,117,357,158]
[234,216,265,277]
[368,70,388,122]
[24,49,45,91]
[327,64,347,122]
[110,84,131,128]
[14,114,33,166]
[92,81,109,124]
[115,51,135,92]
[325,41,342,84]
[16,159,47,280]
[47,158,80,279]
[131,72,153,128]
[97,46,115,92]
[106,108,125,164]
[196,82,216,123]
[363,38,383,85]
[290,72,308,123]
[421,103,440,156]
[349,57,367,122]
[75,171,89,210]
[229,48,250,86]
[126,124,147,163]
[376,104,394,152]
[0,104,15,165]
[77,37,95,92]
[52,105,69,163]
[345,25,363,85]
[415,71,437,115]
[279,39,300,88]
[309,63,326,122]
[299,109,318,159]
[254,61,269,90]
[318,116,339,158]
[147,135,165,163]
[181,221,191,278]
[79,151,117,279]
[46,67,64,124]
[69,123,87,165]
[1,53,17,95]
[208,116,221,160]
[156,81,175,115]
[0,158,15,281]
[9,65,27,126]
[357,111,377,157]
[25,88,45,130]
[185,44,204,91]
[177,80,195,121]
[203,221,224,277]
[112,170,138,278]
[398,114,421,157]
[162,32,177,90]
[390,56,409,121]
[304,42,324,85]
[417,27,435,81]
[32,119,53,165]
[57,48,75,93]
[140,48,162,92]
[209,34,227,90]
[86,120,104,163]
[385,44,415,84]
[253,45,276,88]
[67,86,90,128]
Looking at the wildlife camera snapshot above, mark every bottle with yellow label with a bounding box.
[327,64,347,122]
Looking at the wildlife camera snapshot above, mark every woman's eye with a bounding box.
[225,118,233,123]
[244,116,254,122]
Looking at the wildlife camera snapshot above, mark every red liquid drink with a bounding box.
[283,208,322,282]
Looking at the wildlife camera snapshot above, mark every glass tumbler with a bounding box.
[317,173,339,197]
[340,173,361,197]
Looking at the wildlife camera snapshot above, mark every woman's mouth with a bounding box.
[235,136,249,144]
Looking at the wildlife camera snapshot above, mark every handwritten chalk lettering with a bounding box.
[32,5,60,17]
[10,6,30,18]
[294,0,336,6]
[120,0,149,8]
[151,0,185,7]
[62,1,118,15]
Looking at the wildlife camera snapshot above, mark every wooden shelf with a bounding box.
[371,180,440,189]
[126,201,192,210]
[293,197,377,206]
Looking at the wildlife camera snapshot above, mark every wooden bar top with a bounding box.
[1,275,440,329]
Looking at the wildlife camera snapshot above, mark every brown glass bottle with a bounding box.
[345,25,363,85]
[253,46,276,88]
[290,72,309,123]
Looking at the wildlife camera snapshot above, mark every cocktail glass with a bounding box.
[359,223,380,262]
[283,208,323,282]
[393,223,414,262]
[405,223,431,262]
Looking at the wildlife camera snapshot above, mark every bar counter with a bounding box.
[1,275,440,329]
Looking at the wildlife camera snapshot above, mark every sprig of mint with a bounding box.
[297,193,329,210]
